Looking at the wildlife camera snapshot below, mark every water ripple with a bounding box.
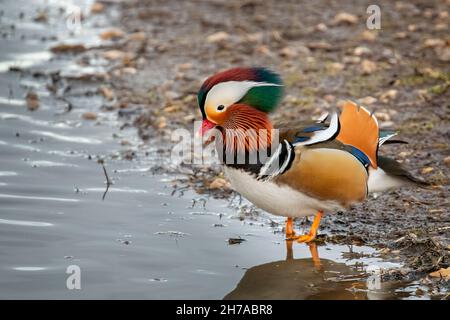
[84,187,148,193]
[0,218,53,227]
[30,160,78,168]
[0,171,17,177]
[0,112,71,128]
[13,267,47,271]
[30,130,102,144]
[0,97,25,106]
[0,193,79,202]
[0,51,52,73]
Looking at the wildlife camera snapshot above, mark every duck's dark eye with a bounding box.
[217,105,225,111]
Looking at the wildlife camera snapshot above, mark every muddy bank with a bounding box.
[6,0,448,297]
[82,0,450,278]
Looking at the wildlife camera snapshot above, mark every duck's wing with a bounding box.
[274,142,369,206]
[260,108,369,183]
[267,101,426,193]
[265,102,377,178]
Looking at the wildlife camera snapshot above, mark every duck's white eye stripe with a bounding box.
[205,81,281,109]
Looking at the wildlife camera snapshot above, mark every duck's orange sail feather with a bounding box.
[336,101,379,168]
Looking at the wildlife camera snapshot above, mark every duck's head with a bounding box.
[197,67,283,138]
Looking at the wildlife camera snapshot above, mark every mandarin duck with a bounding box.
[198,67,425,242]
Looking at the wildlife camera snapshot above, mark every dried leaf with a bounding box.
[100,28,125,40]
[429,267,450,279]
[50,43,86,54]
[209,178,230,189]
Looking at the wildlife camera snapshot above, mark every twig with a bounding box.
[102,164,113,201]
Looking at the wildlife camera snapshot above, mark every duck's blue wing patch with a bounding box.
[301,125,327,133]
[293,125,327,143]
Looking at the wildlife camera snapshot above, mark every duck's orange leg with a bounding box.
[296,210,323,243]
[285,217,296,239]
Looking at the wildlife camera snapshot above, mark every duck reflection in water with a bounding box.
[224,241,368,300]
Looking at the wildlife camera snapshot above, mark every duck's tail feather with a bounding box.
[368,155,429,193]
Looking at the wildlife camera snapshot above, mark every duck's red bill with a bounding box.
[199,119,216,147]
[200,119,216,136]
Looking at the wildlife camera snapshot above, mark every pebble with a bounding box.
[127,32,146,42]
[353,46,372,56]
[360,30,377,42]
[120,140,131,146]
[164,90,181,101]
[122,67,137,74]
[343,56,361,64]
[323,94,335,103]
[26,91,39,111]
[379,121,394,128]
[207,31,229,43]
[315,23,328,32]
[255,45,272,56]
[163,105,180,113]
[444,156,450,167]
[99,86,114,101]
[374,112,390,121]
[361,59,377,74]
[379,89,398,103]
[177,63,192,71]
[245,32,263,42]
[156,116,167,129]
[102,50,128,60]
[421,167,434,174]
[332,12,358,25]
[307,41,331,50]
[328,62,345,73]
[82,112,97,120]
[423,38,445,48]
[398,152,410,158]
[394,32,408,39]
[435,46,450,62]
[91,2,105,14]
[279,47,297,58]
[359,96,377,105]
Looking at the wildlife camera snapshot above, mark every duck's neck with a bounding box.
[215,104,275,172]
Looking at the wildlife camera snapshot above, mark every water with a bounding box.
[0,0,432,300]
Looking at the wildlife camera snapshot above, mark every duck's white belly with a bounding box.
[224,167,344,217]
